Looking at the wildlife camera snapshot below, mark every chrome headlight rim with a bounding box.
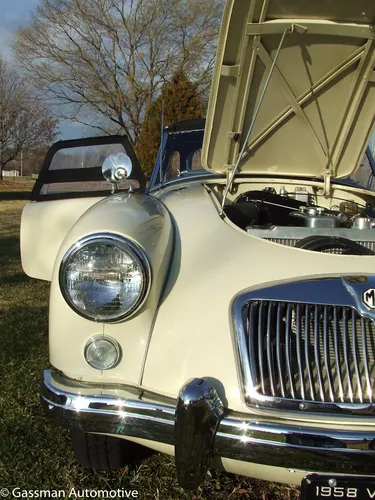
[59,232,151,323]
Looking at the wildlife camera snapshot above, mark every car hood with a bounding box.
[202,0,375,181]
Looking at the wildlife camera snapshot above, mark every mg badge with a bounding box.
[363,288,375,309]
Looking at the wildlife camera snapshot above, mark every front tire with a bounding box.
[70,430,153,470]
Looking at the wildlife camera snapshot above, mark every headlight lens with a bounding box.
[85,336,121,370]
[60,234,151,322]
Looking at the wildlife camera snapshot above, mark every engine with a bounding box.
[224,187,375,255]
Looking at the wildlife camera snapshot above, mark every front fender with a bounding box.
[21,197,104,281]
[142,182,375,414]
[49,192,173,385]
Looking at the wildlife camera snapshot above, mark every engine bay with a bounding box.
[224,186,375,255]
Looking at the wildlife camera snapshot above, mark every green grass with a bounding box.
[1,176,36,183]
[0,183,301,499]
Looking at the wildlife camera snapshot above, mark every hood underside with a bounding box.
[202,0,375,180]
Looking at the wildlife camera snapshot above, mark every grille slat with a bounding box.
[352,310,363,403]
[304,305,315,401]
[296,305,306,400]
[362,317,372,402]
[342,308,354,402]
[314,306,324,401]
[267,303,276,396]
[248,303,258,383]
[314,305,325,401]
[245,300,375,404]
[323,307,334,402]
[333,307,344,402]
[276,303,286,398]
[258,302,265,394]
[285,304,296,398]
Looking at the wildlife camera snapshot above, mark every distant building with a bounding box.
[3,170,19,177]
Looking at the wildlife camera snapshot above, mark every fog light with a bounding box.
[84,336,121,370]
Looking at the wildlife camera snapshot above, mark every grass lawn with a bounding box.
[0,182,300,499]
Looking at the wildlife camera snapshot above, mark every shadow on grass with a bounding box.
[0,190,31,201]
[0,273,31,285]
[0,235,20,253]
[0,304,48,362]
[0,235,23,271]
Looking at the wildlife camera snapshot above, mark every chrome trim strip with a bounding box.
[231,276,375,414]
[42,370,375,475]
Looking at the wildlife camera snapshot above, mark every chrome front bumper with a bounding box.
[42,370,375,489]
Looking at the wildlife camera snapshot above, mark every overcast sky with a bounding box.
[0,0,38,60]
[0,0,92,140]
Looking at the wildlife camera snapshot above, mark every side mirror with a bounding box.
[102,152,133,193]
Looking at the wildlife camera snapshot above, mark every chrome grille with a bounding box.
[244,301,375,404]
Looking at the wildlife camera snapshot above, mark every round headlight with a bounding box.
[60,234,151,322]
[85,336,121,370]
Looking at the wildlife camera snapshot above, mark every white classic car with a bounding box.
[21,0,375,497]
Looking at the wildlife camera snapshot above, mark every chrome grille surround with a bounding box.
[232,276,375,415]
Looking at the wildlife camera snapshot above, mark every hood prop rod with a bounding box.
[220,24,296,214]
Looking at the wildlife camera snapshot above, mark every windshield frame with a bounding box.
[148,126,214,192]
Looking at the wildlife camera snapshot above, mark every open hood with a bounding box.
[202,0,375,183]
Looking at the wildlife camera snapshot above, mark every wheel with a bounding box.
[70,430,154,470]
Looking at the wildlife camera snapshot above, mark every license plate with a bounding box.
[301,475,375,499]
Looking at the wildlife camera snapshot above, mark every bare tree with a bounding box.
[0,57,58,180]
[13,0,223,144]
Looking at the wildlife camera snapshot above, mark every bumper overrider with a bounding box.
[42,370,375,489]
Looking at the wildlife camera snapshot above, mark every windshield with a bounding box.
[32,136,145,201]
[162,129,206,180]
[149,128,211,189]
[348,131,375,190]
